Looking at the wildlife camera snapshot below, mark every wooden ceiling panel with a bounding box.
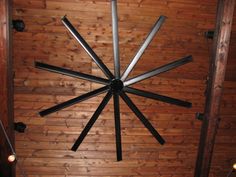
[12,0,236,176]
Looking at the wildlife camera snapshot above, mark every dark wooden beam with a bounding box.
[194,0,235,177]
[0,0,15,176]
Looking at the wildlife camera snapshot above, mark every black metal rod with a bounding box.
[61,16,114,79]
[124,87,192,108]
[71,90,112,151]
[226,168,234,177]
[121,16,166,81]
[124,55,193,86]
[39,86,110,117]
[111,0,120,79]
[35,62,110,85]
[113,92,122,161]
[120,91,165,145]
[0,119,15,154]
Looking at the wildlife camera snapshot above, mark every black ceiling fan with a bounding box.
[35,0,192,161]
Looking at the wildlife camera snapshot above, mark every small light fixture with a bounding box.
[8,154,16,163]
[227,163,236,177]
[205,30,214,39]
[0,120,27,176]
[12,19,25,32]
[196,112,204,121]
[233,163,236,170]
[14,122,27,133]
[0,120,16,162]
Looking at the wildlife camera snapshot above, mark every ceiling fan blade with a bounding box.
[39,86,109,117]
[35,62,110,85]
[111,0,120,79]
[71,90,112,151]
[120,91,165,145]
[61,16,114,79]
[113,92,122,161]
[124,55,193,86]
[121,16,166,81]
[124,87,192,108]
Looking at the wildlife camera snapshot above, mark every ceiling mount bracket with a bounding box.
[196,113,204,121]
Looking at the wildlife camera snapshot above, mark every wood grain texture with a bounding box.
[194,0,235,177]
[0,0,15,176]
[12,0,236,176]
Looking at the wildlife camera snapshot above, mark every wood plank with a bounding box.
[194,0,235,177]
[0,0,15,176]
[11,0,236,176]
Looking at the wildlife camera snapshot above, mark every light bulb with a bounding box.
[233,163,236,170]
[8,154,16,162]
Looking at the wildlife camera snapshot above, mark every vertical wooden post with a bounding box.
[0,0,14,176]
[194,0,235,177]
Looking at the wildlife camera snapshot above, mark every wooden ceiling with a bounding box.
[12,0,236,176]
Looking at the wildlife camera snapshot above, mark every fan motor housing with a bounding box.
[110,79,124,92]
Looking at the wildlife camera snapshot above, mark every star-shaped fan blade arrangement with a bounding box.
[35,0,192,161]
